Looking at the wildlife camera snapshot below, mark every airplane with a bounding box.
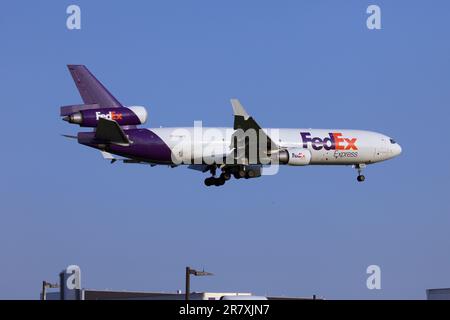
[61,65,402,187]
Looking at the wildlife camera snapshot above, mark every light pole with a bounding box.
[185,267,213,300]
[41,281,59,300]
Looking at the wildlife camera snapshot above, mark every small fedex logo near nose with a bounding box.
[95,111,123,121]
[301,132,358,151]
[292,152,305,159]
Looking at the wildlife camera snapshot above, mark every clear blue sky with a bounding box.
[1,0,449,299]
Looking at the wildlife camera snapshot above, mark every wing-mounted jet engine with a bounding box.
[277,148,311,166]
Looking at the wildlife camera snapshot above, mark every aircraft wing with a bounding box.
[230,99,279,165]
[99,150,159,166]
[187,164,210,172]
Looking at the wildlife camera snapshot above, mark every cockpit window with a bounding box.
[390,138,396,144]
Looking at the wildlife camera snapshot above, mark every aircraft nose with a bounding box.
[394,143,402,156]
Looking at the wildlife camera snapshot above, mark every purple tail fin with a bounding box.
[67,65,123,108]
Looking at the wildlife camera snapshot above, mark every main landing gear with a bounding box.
[203,165,259,187]
[204,173,230,187]
[204,167,231,187]
[355,164,366,182]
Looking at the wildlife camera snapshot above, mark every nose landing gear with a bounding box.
[355,164,366,182]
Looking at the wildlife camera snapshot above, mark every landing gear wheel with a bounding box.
[220,172,231,181]
[204,177,214,186]
[246,170,256,179]
[354,164,367,183]
[238,170,246,179]
[214,178,225,186]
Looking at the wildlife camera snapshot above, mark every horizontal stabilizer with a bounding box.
[95,118,131,145]
[61,134,77,139]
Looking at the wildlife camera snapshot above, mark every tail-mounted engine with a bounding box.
[61,105,148,127]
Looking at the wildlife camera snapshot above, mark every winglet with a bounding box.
[231,99,250,120]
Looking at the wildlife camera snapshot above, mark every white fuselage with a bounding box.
[149,127,402,165]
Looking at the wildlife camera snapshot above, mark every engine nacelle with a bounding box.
[278,148,311,166]
[63,106,148,127]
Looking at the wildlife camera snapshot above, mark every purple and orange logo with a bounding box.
[300,132,358,151]
[95,111,123,121]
